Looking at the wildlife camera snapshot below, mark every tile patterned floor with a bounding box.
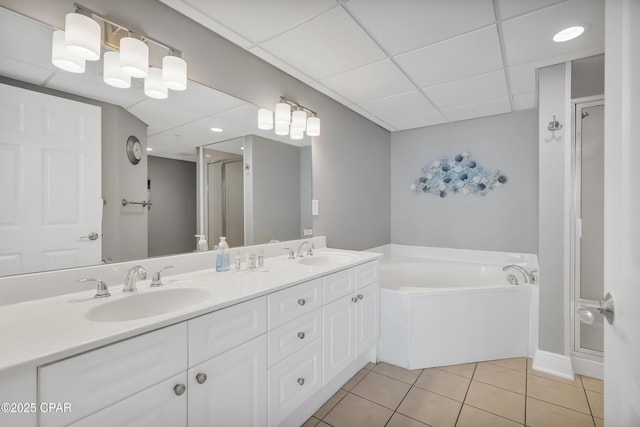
[303,358,603,427]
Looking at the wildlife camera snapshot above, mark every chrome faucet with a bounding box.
[297,241,315,257]
[123,265,147,292]
[502,265,536,284]
[151,265,174,287]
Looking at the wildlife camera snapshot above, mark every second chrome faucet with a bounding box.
[123,265,147,292]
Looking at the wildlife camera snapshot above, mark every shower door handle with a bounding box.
[576,292,614,325]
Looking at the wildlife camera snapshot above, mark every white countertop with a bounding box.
[0,248,380,374]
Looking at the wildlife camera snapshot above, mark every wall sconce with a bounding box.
[51,3,187,99]
[258,98,321,140]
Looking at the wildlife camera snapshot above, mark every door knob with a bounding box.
[576,292,615,325]
[80,232,99,240]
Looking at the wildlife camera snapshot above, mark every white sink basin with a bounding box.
[86,287,210,322]
[297,252,357,266]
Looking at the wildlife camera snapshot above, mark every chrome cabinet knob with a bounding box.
[357,294,363,300]
[297,378,305,386]
[297,298,306,306]
[297,332,305,340]
[352,297,358,303]
[174,384,186,396]
[196,373,207,384]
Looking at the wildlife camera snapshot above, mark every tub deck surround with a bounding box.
[373,244,539,370]
[0,241,380,374]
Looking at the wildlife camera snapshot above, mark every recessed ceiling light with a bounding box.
[210,127,223,132]
[240,147,245,150]
[553,26,585,42]
[146,147,153,151]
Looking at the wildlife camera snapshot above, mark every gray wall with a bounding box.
[537,63,569,355]
[250,136,301,244]
[572,55,604,99]
[148,156,196,257]
[2,0,392,251]
[390,110,538,254]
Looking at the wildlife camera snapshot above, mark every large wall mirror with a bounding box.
[0,7,313,278]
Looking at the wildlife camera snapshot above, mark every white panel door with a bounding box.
[603,0,640,425]
[0,83,101,276]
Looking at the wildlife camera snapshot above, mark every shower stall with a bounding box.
[207,158,244,248]
[571,97,604,377]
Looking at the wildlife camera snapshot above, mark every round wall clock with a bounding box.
[126,135,142,165]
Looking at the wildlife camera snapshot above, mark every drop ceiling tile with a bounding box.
[319,59,415,104]
[260,7,386,80]
[384,110,447,131]
[307,81,353,107]
[512,92,537,110]
[249,47,314,83]
[423,70,508,110]
[509,64,538,95]
[395,26,503,88]
[441,97,511,122]
[163,80,247,116]
[159,0,253,48]
[163,0,337,44]
[0,8,55,71]
[0,56,54,86]
[128,99,206,135]
[347,104,395,131]
[345,0,496,55]
[502,0,604,66]
[497,0,565,20]
[357,90,438,121]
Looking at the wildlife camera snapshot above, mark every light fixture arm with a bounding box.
[279,97,318,118]
[72,2,182,56]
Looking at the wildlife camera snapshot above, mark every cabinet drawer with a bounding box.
[189,296,267,367]
[68,372,187,427]
[268,279,322,329]
[323,268,355,303]
[268,309,321,367]
[268,340,322,426]
[356,261,379,289]
[39,323,187,427]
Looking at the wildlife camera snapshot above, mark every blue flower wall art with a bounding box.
[410,151,507,198]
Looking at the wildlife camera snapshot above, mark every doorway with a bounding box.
[571,98,605,378]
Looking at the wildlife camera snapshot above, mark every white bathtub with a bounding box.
[374,245,538,370]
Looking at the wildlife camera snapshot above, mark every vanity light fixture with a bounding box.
[262,97,321,139]
[64,12,101,61]
[51,30,86,73]
[51,3,188,99]
[257,108,273,130]
[553,26,585,42]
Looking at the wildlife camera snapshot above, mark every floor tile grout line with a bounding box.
[462,402,527,426]
[469,377,526,397]
[454,362,477,426]
[527,395,595,417]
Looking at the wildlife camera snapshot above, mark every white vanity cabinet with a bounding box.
[322,262,379,384]
[38,323,188,427]
[187,297,268,427]
[0,365,37,427]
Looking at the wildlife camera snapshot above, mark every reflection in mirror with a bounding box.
[0,6,313,278]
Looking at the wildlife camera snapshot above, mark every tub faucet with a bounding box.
[297,241,315,257]
[123,265,147,292]
[502,265,536,284]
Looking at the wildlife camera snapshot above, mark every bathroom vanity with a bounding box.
[0,240,380,427]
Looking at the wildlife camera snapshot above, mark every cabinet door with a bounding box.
[322,295,355,384]
[188,335,267,427]
[39,323,187,427]
[68,373,187,427]
[355,283,379,357]
[0,366,36,427]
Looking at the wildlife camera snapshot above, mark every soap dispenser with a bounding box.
[216,236,230,272]
[195,235,208,252]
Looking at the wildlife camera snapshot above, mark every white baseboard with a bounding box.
[571,355,604,380]
[532,350,575,379]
